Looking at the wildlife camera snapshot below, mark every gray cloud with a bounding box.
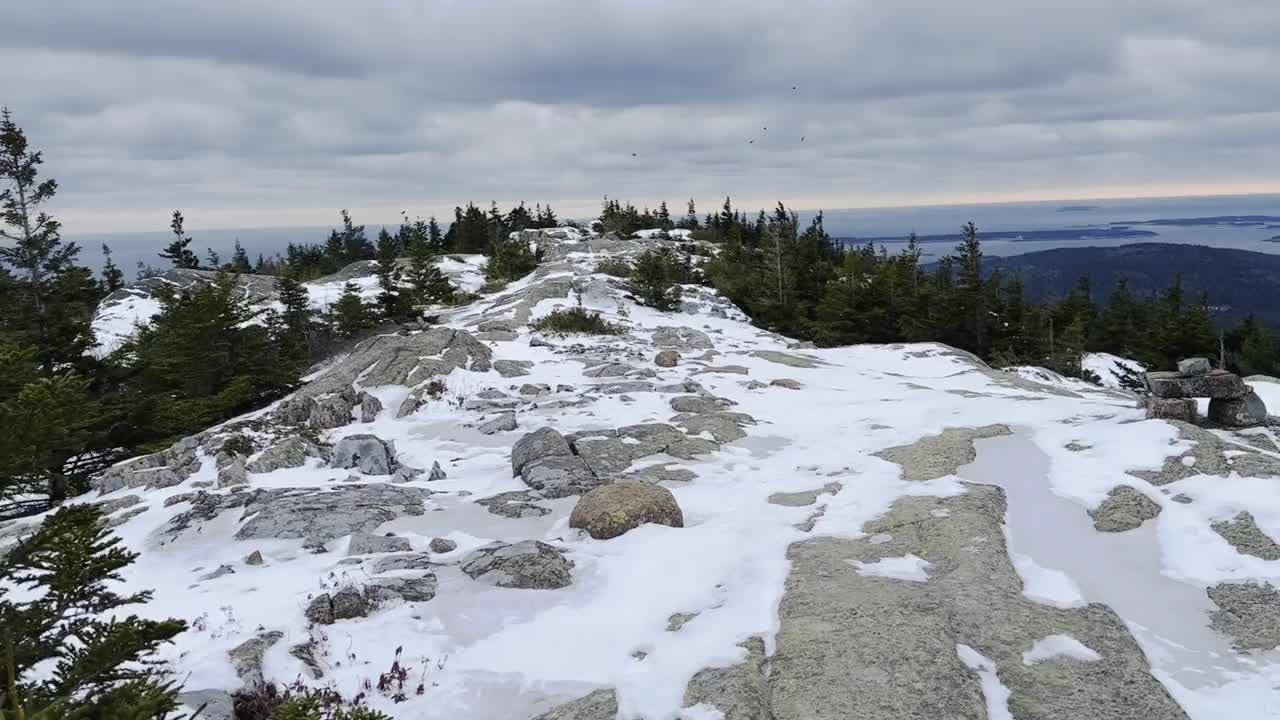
[1,0,1277,236]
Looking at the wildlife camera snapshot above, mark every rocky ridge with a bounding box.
[9,227,1280,719]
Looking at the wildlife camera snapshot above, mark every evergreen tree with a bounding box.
[0,505,186,719]
[427,216,444,253]
[374,229,409,322]
[331,281,377,338]
[444,204,490,254]
[121,272,295,438]
[405,243,455,309]
[483,236,539,285]
[100,244,124,293]
[953,222,986,356]
[204,247,221,269]
[276,274,316,369]
[630,248,685,312]
[0,109,98,375]
[229,239,252,273]
[159,210,199,269]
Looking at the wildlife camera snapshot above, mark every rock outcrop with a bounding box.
[460,540,573,589]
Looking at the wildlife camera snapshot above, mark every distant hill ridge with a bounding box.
[980,242,1280,326]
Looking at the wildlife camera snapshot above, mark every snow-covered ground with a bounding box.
[17,230,1280,718]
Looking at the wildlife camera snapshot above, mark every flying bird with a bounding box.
[763,126,767,131]
[792,86,797,90]
[748,139,755,144]
[800,136,805,142]
[631,152,637,157]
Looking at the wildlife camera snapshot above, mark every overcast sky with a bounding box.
[4,0,1279,234]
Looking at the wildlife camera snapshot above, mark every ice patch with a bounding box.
[848,554,932,583]
[1009,551,1087,609]
[1022,634,1102,665]
[956,644,1014,720]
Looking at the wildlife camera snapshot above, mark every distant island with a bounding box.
[1056,205,1099,212]
[1265,235,1280,242]
[1112,215,1280,227]
[837,226,1157,246]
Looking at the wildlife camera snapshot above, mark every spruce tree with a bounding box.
[331,281,376,338]
[101,244,124,293]
[276,274,315,369]
[0,109,97,375]
[427,216,443,253]
[954,222,986,356]
[630,248,685,312]
[405,243,455,309]
[159,210,199,269]
[229,239,252,273]
[0,505,186,719]
[483,236,539,285]
[374,229,408,322]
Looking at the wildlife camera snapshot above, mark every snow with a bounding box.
[61,231,1280,718]
[956,644,1014,720]
[1083,352,1146,388]
[91,293,161,357]
[1022,634,1102,665]
[848,554,932,582]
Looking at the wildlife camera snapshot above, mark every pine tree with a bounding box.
[159,210,199,269]
[483,236,539,285]
[953,222,986,356]
[101,244,124,293]
[331,281,376,338]
[229,239,252,273]
[0,505,186,718]
[205,247,221,269]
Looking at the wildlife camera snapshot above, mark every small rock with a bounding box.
[530,335,556,349]
[290,642,324,679]
[217,458,247,487]
[228,630,283,687]
[655,350,680,367]
[163,492,197,507]
[479,412,518,435]
[1178,357,1212,376]
[521,455,604,498]
[1089,486,1162,532]
[358,392,382,423]
[429,537,458,553]
[696,365,750,375]
[771,378,804,390]
[669,395,732,414]
[1212,511,1280,560]
[199,564,236,581]
[305,593,335,624]
[427,461,447,481]
[244,550,264,566]
[520,383,552,396]
[1209,581,1280,650]
[331,587,371,619]
[494,359,534,378]
[667,612,698,631]
[477,490,553,518]
[370,574,438,602]
[584,363,635,378]
[531,689,618,720]
[94,494,142,514]
[460,540,574,589]
[569,483,684,540]
[179,690,234,720]
[752,350,824,368]
[348,532,411,555]
[479,319,516,332]
[556,384,575,393]
[390,466,423,483]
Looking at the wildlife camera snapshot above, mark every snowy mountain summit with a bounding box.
[15,228,1280,719]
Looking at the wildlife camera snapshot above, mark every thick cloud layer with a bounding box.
[3,0,1278,233]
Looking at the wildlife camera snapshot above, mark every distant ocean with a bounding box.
[67,193,1280,274]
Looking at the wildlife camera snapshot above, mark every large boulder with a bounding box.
[1089,486,1161,532]
[358,392,382,422]
[655,350,680,367]
[494,359,534,378]
[1208,391,1268,427]
[331,434,396,475]
[521,456,603,498]
[652,326,714,351]
[231,485,430,543]
[460,540,573,589]
[1144,369,1248,399]
[1143,397,1198,422]
[511,427,573,475]
[569,483,684,540]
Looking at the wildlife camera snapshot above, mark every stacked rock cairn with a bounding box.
[1143,357,1268,427]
